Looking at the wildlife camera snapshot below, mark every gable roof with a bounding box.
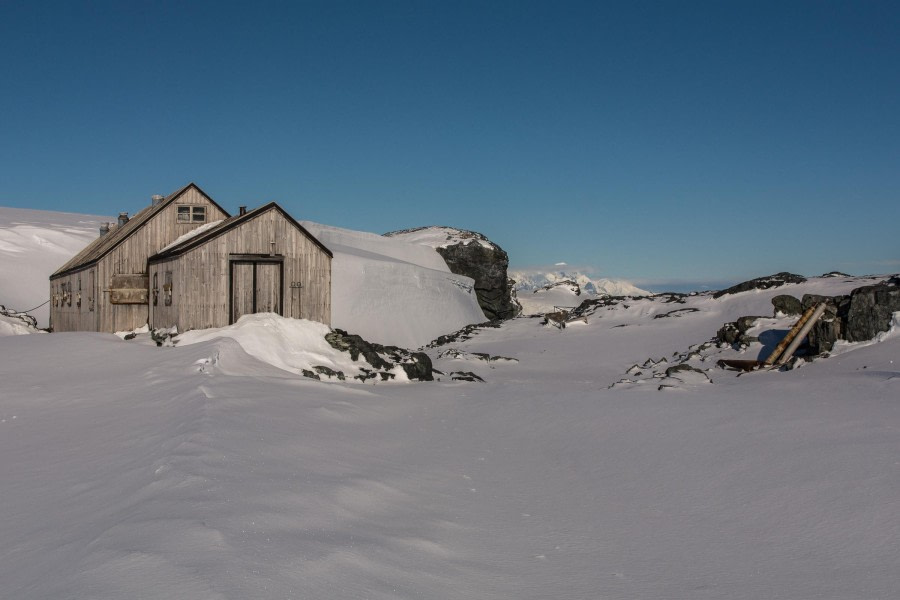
[148,202,333,262]
[51,183,230,279]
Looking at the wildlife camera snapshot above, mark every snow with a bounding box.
[0,313,40,336]
[2,205,900,598]
[510,268,651,297]
[384,225,498,250]
[302,221,486,348]
[158,219,224,252]
[178,313,401,381]
[0,207,110,327]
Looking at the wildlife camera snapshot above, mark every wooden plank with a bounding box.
[110,288,149,305]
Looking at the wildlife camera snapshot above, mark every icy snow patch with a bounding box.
[158,220,224,252]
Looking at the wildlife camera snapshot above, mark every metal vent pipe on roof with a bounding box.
[151,194,165,206]
[239,206,247,216]
[118,212,129,226]
[99,222,110,237]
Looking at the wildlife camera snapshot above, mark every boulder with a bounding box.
[772,294,802,316]
[845,278,900,342]
[435,240,518,320]
[384,227,519,321]
[802,276,899,354]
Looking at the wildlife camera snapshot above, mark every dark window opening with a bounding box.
[176,205,206,224]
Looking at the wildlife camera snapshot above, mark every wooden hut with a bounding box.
[50,183,332,334]
[147,202,332,332]
[50,183,230,332]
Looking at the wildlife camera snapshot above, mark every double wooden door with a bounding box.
[230,258,283,324]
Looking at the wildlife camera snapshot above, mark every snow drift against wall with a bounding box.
[302,221,486,348]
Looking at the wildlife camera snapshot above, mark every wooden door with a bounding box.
[230,260,283,324]
[231,263,255,323]
[256,263,281,314]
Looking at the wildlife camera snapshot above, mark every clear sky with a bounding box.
[1,0,898,289]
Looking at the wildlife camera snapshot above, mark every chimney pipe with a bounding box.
[239,206,247,216]
[118,212,129,227]
[99,222,110,237]
[151,194,165,206]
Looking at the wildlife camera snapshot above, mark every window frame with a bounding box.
[176,205,207,224]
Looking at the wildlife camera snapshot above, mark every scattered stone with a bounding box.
[820,271,851,278]
[302,369,320,380]
[325,329,433,381]
[151,327,178,347]
[653,308,700,318]
[427,321,502,347]
[450,371,485,382]
[0,305,39,330]
[313,365,346,381]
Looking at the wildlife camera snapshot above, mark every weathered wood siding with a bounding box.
[150,208,331,332]
[49,266,99,331]
[51,187,228,332]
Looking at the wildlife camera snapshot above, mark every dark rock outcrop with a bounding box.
[771,294,803,316]
[384,227,519,321]
[713,272,807,299]
[435,239,517,320]
[844,277,900,342]
[325,329,433,381]
[717,315,765,346]
[803,276,900,354]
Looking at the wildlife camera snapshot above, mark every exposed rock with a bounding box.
[717,316,764,346]
[799,277,899,355]
[844,278,900,342]
[654,307,700,319]
[772,294,802,316]
[313,365,346,381]
[427,321,502,347]
[665,363,709,378]
[325,329,433,381]
[821,271,852,278]
[0,305,39,330]
[713,272,807,299]
[450,371,485,382]
[385,226,519,320]
[803,294,851,355]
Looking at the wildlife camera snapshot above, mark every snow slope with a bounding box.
[301,221,485,348]
[0,207,110,327]
[1,274,899,599]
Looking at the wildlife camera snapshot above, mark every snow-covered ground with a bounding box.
[0,207,110,328]
[2,206,900,599]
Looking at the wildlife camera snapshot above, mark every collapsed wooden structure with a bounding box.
[717,303,827,371]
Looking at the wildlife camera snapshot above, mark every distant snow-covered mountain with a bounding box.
[510,269,650,297]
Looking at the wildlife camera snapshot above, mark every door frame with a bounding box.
[228,254,285,324]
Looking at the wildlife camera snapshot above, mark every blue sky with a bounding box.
[1,1,898,289]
